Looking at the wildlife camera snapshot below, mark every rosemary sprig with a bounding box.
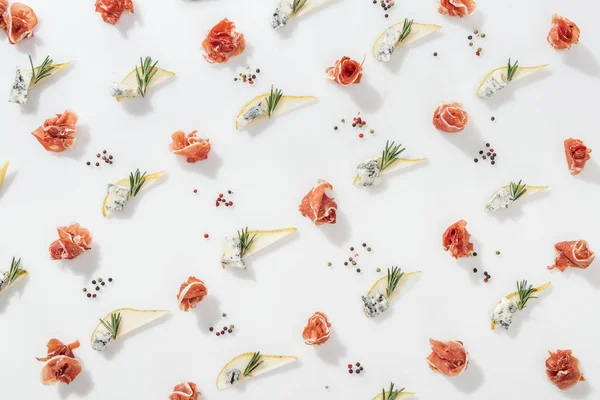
[99,312,122,340]
[3,257,26,289]
[386,266,404,298]
[509,180,527,202]
[516,280,538,310]
[379,140,406,172]
[292,0,308,14]
[243,352,264,377]
[265,86,283,119]
[29,55,55,85]
[238,227,257,258]
[128,169,147,198]
[506,58,519,82]
[398,19,414,42]
[135,56,159,97]
[382,382,405,400]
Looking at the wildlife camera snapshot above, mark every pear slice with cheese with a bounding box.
[90,308,169,345]
[115,67,175,102]
[101,171,166,217]
[476,64,548,98]
[31,61,72,89]
[372,22,441,61]
[216,352,297,390]
[0,161,8,187]
[484,184,548,212]
[372,390,415,399]
[0,258,27,297]
[293,0,335,18]
[364,270,421,316]
[353,158,426,185]
[221,227,297,268]
[491,282,551,330]
[235,93,316,130]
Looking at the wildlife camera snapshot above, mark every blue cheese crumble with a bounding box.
[105,184,130,212]
[239,101,267,128]
[492,297,518,330]
[362,290,389,317]
[0,271,8,292]
[477,70,508,98]
[110,82,139,98]
[271,0,294,30]
[221,237,246,269]
[91,330,113,351]
[356,159,382,187]
[225,368,241,385]
[376,27,401,62]
[485,187,513,212]
[9,67,34,105]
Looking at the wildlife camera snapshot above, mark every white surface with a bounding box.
[1,0,600,399]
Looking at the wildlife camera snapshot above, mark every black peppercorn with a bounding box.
[108,278,113,282]
[101,282,105,286]
[362,243,366,247]
[473,252,478,257]
[349,370,353,374]
[92,280,96,284]
[86,161,91,166]
[87,293,91,298]
[468,35,473,40]
[92,294,97,298]
[95,162,100,167]
[491,161,496,165]
[344,262,348,266]
[356,369,361,374]
[486,143,490,147]
[256,68,260,73]
[474,158,478,163]
[356,268,361,273]
[221,330,225,335]
[209,327,214,332]
[350,247,354,251]
[473,268,477,273]
[359,366,363,371]
[95,286,100,291]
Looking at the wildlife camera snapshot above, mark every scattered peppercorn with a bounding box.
[367,247,372,252]
[491,161,496,165]
[95,162,100,167]
[434,52,438,56]
[101,282,105,286]
[222,313,227,318]
[95,286,100,291]
[473,268,477,273]
[486,143,490,147]
[108,278,113,282]
[496,251,500,255]
[204,233,209,238]
[359,133,364,138]
[474,29,479,34]
[86,161,90,166]
[468,35,473,40]
[92,280,96,284]
[349,370,353,374]
[356,268,361,273]
[216,332,220,336]
[228,329,233,333]
[221,330,225,335]
[474,158,478,163]
[344,262,348,266]
[334,126,338,130]
[469,42,473,47]
[352,261,357,266]
[209,327,214,331]
[491,116,495,121]
[484,278,489,283]
[356,362,361,367]
[356,369,361,374]
[327,262,332,267]
[476,52,481,56]
[87,293,91,298]
[473,252,478,257]
[92,294,97,298]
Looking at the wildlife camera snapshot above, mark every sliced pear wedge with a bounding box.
[115,67,175,102]
[372,22,441,61]
[372,391,415,399]
[216,352,297,390]
[484,184,548,212]
[101,171,166,217]
[491,282,551,330]
[90,308,168,345]
[293,0,334,18]
[476,64,548,98]
[0,161,8,187]
[365,270,421,316]
[31,61,72,89]
[0,259,27,297]
[235,94,316,130]
[353,158,426,185]
[221,227,297,269]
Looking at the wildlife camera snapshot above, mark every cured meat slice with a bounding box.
[564,138,591,175]
[32,110,79,152]
[40,355,82,385]
[302,312,332,346]
[548,240,595,272]
[326,56,363,86]
[36,339,80,361]
[0,0,8,31]
[3,2,38,44]
[169,382,201,400]
[202,19,245,64]
[438,0,476,18]
[169,130,211,163]
[49,223,92,260]
[442,219,473,259]
[546,349,585,390]
[177,277,208,312]
[432,103,468,132]
[299,180,337,225]
[95,0,134,25]
[547,14,580,50]
[426,339,469,377]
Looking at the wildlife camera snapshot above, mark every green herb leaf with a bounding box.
[266,86,283,119]
[516,280,538,310]
[398,19,414,42]
[385,266,404,298]
[379,140,406,172]
[99,312,122,340]
[382,382,405,400]
[506,58,519,82]
[135,56,159,97]
[29,55,55,85]
[128,169,147,198]
[243,352,264,377]
[2,257,27,289]
[292,0,308,14]
[509,179,527,202]
[238,227,257,258]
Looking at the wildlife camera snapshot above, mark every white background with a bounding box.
[1,0,600,399]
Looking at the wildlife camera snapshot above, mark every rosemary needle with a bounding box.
[506,58,519,82]
[238,227,257,258]
[292,0,308,14]
[386,266,404,298]
[382,382,405,400]
[99,312,122,340]
[128,169,147,198]
[29,55,55,85]
[266,86,283,119]
[509,180,527,202]
[243,352,264,377]
[516,280,538,310]
[135,56,159,97]
[379,140,406,172]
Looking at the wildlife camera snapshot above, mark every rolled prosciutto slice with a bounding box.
[177,277,208,311]
[548,240,594,272]
[169,130,211,163]
[442,219,473,259]
[299,180,337,225]
[169,382,201,400]
[36,338,80,361]
[49,223,92,260]
[546,349,585,390]
[564,138,591,175]
[3,2,38,44]
[40,356,82,385]
[426,339,469,377]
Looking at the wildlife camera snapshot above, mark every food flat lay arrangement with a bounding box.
[1,0,599,399]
